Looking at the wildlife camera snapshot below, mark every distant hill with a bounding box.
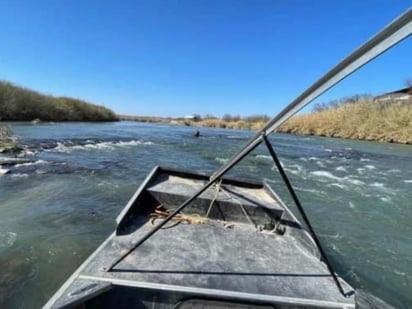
[0,81,118,121]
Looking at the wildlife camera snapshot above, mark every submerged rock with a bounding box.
[0,125,23,153]
[0,158,34,166]
[0,142,22,153]
[0,167,10,175]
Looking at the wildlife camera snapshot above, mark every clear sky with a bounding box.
[0,1,411,117]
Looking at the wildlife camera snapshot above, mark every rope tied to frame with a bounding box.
[205,179,223,218]
[205,179,256,229]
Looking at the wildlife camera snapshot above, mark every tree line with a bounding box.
[0,81,118,121]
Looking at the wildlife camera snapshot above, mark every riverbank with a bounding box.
[121,96,412,145]
[119,115,269,131]
[278,98,412,144]
[0,81,118,122]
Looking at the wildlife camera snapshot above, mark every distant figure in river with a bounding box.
[194,130,200,137]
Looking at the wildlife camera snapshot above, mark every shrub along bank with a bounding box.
[0,81,118,122]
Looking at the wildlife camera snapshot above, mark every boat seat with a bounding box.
[146,174,284,227]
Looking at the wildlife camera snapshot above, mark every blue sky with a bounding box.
[0,1,411,117]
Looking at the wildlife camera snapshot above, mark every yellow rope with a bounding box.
[220,186,256,228]
[205,179,256,228]
[205,179,223,218]
[149,205,208,229]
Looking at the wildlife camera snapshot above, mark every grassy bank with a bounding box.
[193,118,266,130]
[278,97,412,144]
[118,115,173,123]
[0,81,118,121]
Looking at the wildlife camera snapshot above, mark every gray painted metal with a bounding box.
[44,167,356,308]
[78,276,353,308]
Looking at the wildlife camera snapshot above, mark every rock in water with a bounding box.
[0,167,10,176]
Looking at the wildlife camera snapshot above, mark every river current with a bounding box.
[0,121,411,308]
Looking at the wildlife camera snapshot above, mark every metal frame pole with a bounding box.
[106,7,412,276]
[262,134,347,296]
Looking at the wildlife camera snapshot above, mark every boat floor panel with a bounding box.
[81,218,352,305]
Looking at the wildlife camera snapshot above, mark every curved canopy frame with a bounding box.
[108,9,412,295]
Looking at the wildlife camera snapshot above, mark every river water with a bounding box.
[0,121,411,308]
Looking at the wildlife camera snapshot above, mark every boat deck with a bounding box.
[78,215,352,307]
[47,168,354,308]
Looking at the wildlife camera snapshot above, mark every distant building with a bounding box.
[374,87,412,103]
[183,114,201,120]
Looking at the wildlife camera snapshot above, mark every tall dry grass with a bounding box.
[278,98,412,144]
[184,118,266,131]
